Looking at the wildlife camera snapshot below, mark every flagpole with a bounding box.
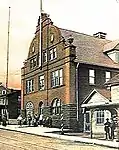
[39,0,42,68]
[5,6,11,117]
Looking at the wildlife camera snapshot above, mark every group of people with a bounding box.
[17,114,52,128]
[104,118,116,140]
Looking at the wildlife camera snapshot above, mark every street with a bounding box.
[0,129,116,150]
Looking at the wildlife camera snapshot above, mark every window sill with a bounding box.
[51,84,64,89]
[39,88,45,91]
[50,58,57,61]
[89,83,95,86]
[96,123,104,126]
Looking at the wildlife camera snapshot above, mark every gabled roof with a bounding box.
[82,88,111,105]
[81,88,113,108]
[60,28,119,69]
[103,40,119,53]
[105,74,119,86]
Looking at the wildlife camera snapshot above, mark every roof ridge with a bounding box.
[59,27,110,40]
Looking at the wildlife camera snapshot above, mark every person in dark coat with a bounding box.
[2,114,7,126]
[104,118,111,140]
[110,117,116,140]
[27,114,32,126]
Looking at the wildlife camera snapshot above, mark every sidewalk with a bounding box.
[0,125,119,149]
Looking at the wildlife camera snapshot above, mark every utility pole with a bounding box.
[5,6,11,117]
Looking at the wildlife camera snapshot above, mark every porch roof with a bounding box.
[81,101,119,109]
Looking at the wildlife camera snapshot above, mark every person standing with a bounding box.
[104,118,111,140]
[27,114,32,126]
[39,114,43,126]
[110,117,116,140]
[2,114,7,126]
[17,114,23,127]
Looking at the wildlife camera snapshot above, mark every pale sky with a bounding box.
[0,0,119,89]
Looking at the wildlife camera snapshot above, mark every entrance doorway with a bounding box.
[84,111,90,132]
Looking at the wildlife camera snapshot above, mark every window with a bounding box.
[51,69,63,87]
[2,90,6,95]
[89,69,95,84]
[105,71,111,82]
[38,75,45,90]
[52,99,61,115]
[30,57,37,69]
[49,48,57,60]
[50,34,54,43]
[26,79,34,94]
[96,110,104,124]
[31,45,35,53]
[43,51,47,63]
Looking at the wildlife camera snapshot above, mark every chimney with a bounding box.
[93,32,107,39]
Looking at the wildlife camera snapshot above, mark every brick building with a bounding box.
[21,13,119,130]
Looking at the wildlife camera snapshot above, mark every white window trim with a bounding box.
[26,79,34,94]
[2,90,6,95]
[49,48,57,60]
[96,110,104,125]
[105,71,111,82]
[89,69,95,85]
[39,75,45,90]
[52,99,61,115]
[51,69,63,87]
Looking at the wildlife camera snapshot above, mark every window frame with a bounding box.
[52,99,61,115]
[89,69,95,85]
[96,110,104,125]
[51,69,63,88]
[26,79,34,94]
[38,75,45,90]
[105,71,111,82]
[49,47,57,60]
[43,51,47,63]
[30,57,37,69]
[2,90,6,95]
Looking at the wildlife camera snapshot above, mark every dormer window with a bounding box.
[107,50,119,63]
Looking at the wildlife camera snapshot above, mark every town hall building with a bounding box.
[21,13,119,131]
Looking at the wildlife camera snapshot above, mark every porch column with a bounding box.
[84,113,86,132]
[90,109,93,139]
[116,108,119,141]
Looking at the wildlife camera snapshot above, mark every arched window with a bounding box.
[52,98,61,115]
[25,101,34,117]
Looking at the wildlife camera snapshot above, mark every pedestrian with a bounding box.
[110,117,116,140]
[39,114,43,126]
[2,114,7,126]
[49,117,52,128]
[27,114,32,126]
[104,118,111,140]
[17,114,23,127]
[33,114,38,127]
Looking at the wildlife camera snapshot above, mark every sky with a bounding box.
[0,0,119,89]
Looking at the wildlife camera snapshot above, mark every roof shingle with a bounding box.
[60,28,119,69]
